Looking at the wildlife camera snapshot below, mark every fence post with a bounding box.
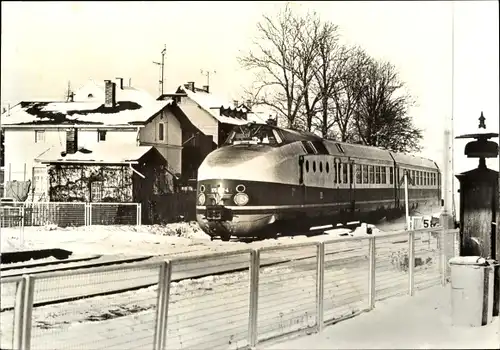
[368,237,376,310]
[316,242,325,333]
[21,275,35,350]
[13,278,26,350]
[84,203,88,227]
[440,229,447,285]
[248,249,260,349]
[137,203,142,226]
[20,205,25,248]
[154,261,172,350]
[89,203,93,227]
[408,230,415,296]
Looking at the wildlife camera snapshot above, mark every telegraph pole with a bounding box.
[153,44,166,96]
[200,69,216,87]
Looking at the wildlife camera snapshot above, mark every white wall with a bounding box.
[139,108,182,174]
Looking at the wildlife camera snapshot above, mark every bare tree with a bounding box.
[354,59,422,153]
[238,3,305,128]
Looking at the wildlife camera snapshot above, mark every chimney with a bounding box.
[202,85,209,93]
[233,100,239,108]
[115,77,124,90]
[246,99,252,109]
[104,80,116,108]
[186,81,195,92]
[66,128,78,154]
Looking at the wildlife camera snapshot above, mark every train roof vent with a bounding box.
[336,143,345,153]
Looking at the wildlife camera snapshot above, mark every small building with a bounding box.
[35,143,170,224]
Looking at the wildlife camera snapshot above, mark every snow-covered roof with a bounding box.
[1,79,172,126]
[35,143,159,164]
[177,85,248,125]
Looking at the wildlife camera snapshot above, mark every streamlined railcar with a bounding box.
[196,122,441,241]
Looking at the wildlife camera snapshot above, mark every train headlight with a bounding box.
[233,193,249,206]
[198,193,206,205]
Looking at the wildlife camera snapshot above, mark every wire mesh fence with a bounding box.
[375,233,411,301]
[25,262,165,350]
[22,202,86,227]
[3,227,460,350]
[0,277,25,350]
[323,238,370,324]
[1,201,141,229]
[256,243,318,343]
[90,203,141,226]
[166,250,251,350]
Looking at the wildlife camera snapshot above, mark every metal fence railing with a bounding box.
[0,202,142,229]
[0,227,459,350]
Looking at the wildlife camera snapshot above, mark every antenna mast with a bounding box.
[153,44,167,96]
[200,69,216,87]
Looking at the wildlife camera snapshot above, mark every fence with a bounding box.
[0,227,459,350]
[0,202,142,228]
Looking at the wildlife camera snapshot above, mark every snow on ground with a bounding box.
[0,218,403,258]
[265,284,500,350]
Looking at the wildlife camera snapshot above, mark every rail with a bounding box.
[0,227,459,350]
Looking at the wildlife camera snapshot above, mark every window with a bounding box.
[381,166,387,184]
[158,123,164,141]
[326,162,330,173]
[313,161,316,173]
[319,161,323,173]
[91,181,104,202]
[375,166,381,184]
[333,163,338,183]
[389,167,394,185]
[98,130,107,142]
[342,163,348,184]
[363,165,368,184]
[35,130,45,143]
[369,165,374,184]
[411,170,415,184]
[305,160,309,173]
[356,164,362,184]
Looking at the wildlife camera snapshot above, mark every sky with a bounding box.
[1,1,499,175]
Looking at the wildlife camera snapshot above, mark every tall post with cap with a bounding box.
[455,111,499,315]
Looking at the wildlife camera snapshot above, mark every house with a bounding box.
[0,78,182,201]
[158,81,267,183]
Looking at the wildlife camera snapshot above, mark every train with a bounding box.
[196,121,441,241]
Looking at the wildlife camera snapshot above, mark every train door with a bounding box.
[395,165,401,208]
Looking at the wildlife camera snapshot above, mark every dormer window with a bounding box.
[98,130,107,142]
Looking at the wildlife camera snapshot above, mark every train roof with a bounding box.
[389,152,438,169]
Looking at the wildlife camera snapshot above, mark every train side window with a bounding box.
[356,164,362,184]
[326,162,330,173]
[334,163,338,183]
[389,167,394,185]
[305,160,309,173]
[425,172,428,186]
[375,166,381,184]
[319,161,323,173]
[381,166,386,184]
[411,170,415,184]
[363,165,368,184]
[369,165,375,184]
[343,163,348,184]
[313,161,317,173]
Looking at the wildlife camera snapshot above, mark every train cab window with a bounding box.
[369,165,375,184]
[363,165,368,184]
[313,161,316,173]
[381,166,387,184]
[225,123,282,146]
[319,161,323,173]
[305,160,310,172]
[356,164,362,184]
[326,162,330,173]
[342,164,348,184]
[389,167,394,185]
